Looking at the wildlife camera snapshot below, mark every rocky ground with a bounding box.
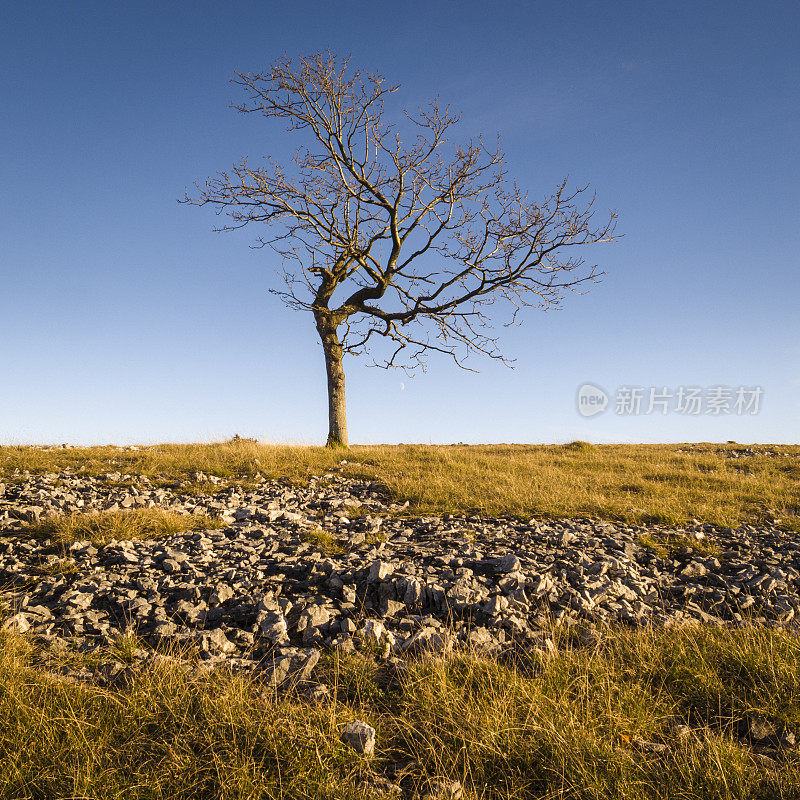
[1,469,799,688]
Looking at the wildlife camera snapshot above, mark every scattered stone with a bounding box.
[424,778,463,800]
[361,619,388,647]
[2,612,31,633]
[210,584,234,605]
[495,554,521,574]
[748,716,778,742]
[370,560,394,582]
[779,730,797,749]
[632,737,669,755]
[257,648,319,688]
[403,629,452,657]
[341,720,376,755]
[196,628,235,655]
[680,561,708,579]
[359,774,404,797]
[300,682,331,703]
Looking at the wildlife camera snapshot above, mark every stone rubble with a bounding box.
[674,446,795,460]
[0,469,799,677]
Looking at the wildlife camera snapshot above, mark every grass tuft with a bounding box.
[30,558,78,576]
[302,526,343,555]
[23,508,224,548]
[637,531,721,558]
[111,632,144,664]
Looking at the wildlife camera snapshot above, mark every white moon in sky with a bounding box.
[400,382,405,391]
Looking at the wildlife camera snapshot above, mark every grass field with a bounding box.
[1,625,799,799]
[3,440,800,797]
[2,441,799,529]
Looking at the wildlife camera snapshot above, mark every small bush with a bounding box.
[564,440,596,451]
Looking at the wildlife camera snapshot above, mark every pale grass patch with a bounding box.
[23,507,224,548]
[302,526,343,555]
[30,558,78,576]
[637,531,721,558]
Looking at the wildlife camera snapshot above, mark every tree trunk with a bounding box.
[316,315,348,448]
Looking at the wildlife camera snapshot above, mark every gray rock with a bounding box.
[210,584,234,605]
[300,682,331,703]
[748,716,778,741]
[632,737,669,755]
[380,598,406,618]
[258,613,289,643]
[297,605,331,634]
[680,561,708,579]
[369,560,394,582]
[360,775,404,797]
[257,648,320,688]
[195,628,235,655]
[1,612,31,633]
[3,467,800,668]
[495,554,521,574]
[402,628,452,657]
[425,778,463,800]
[404,579,425,607]
[340,719,376,755]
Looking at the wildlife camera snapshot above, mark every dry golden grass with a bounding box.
[637,530,721,558]
[1,625,799,799]
[2,441,799,529]
[302,526,344,555]
[23,507,224,548]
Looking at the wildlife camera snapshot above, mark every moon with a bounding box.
[400,382,405,391]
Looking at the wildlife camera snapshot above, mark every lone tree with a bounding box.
[186,53,617,447]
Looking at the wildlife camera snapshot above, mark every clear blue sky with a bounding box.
[2,1,798,445]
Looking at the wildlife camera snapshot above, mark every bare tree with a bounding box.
[185,52,617,447]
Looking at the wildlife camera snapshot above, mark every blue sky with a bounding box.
[1,1,798,445]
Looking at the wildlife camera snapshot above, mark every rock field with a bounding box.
[1,468,799,685]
